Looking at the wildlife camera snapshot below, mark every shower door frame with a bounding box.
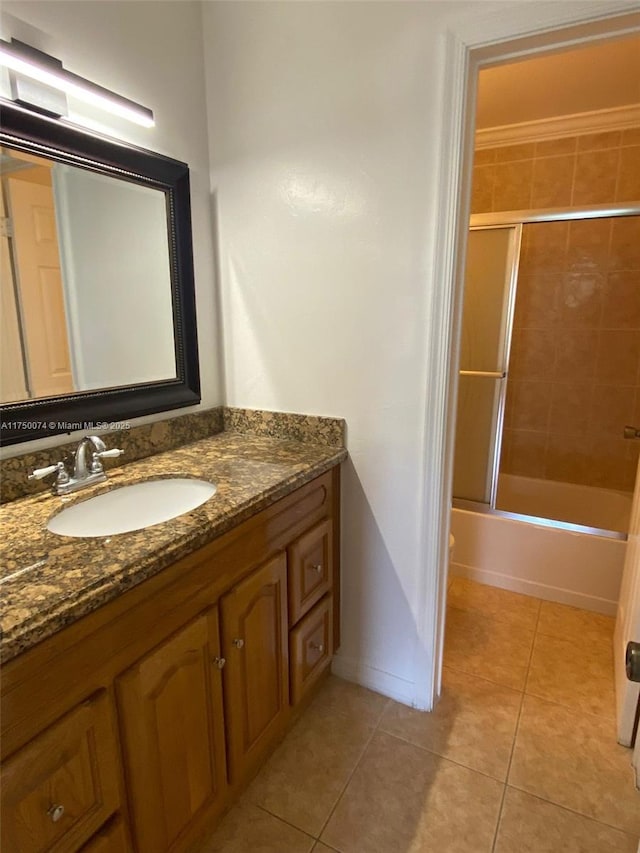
[453,222,522,509]
[453,202,640,539]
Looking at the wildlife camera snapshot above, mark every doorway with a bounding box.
[419,3,640,712]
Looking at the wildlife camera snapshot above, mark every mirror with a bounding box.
[0,101,200,446]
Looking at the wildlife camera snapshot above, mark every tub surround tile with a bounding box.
[0,418,347,662]
[509,695,640,836]
[526,633,615,719]
[320,731,504,853]
[444,606,535,691]
[200,801,315,853]
[379,667,522,781]
[494,787,638,853]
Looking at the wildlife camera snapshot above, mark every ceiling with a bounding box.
[476,34,640,129]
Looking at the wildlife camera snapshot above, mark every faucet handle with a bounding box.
[97,448,125,459]
[28,461,70,484]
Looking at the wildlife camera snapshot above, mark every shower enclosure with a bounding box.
[453,209,640,538]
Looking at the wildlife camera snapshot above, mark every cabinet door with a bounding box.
[221,553,289,784]
[116,609,227,853]
[1,692,120,853]
[80,817,130,852]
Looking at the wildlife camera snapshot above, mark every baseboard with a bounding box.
[451,561,618,616]
[331,654,416,706]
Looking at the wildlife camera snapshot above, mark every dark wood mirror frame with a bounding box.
[0,101,201,446]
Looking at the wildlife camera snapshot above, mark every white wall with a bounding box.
[0,0,223,456]
[202,0,638,706]
[202,0,479,704]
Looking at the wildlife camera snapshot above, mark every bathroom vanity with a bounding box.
[0,426,345,852]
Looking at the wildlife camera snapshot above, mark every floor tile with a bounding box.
[379,667,522,781]
[444,605,535,690]
[536,601,615,645]
[494,787,638,852]
[309,674,390,727]
[509,695,640,835]
[245,698,374,836]
[312,845,339,852]
[526,632,615,719]
[448,577,541,630]
[199,802,315,852]
[321,731,504,853]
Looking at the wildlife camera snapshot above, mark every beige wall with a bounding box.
[471,129,640,492]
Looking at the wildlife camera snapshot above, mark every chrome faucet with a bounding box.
[28,435,124,496]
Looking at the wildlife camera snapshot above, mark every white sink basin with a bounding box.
[47,478,217,538]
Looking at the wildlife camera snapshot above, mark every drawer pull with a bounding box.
[48,804,65,823]
[232,638,245,649]
[310,564,323,574]
[309,642,324,653]
[214,656,226,669]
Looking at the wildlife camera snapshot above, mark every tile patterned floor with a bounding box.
[200,578,640,851]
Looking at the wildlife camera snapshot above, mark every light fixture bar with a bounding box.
[0,39,154,128]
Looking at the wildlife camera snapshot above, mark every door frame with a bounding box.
[415,1,640,710]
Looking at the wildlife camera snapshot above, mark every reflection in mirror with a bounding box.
[1,146,177,404]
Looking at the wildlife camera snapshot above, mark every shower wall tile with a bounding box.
[602,271,640,329]
[617,145,640,203]
[622,127,640,146]
[594,330,640,385]
[471,127,639,217]
[577,130,622,151]
[535,137,577,157]
[558,271,604,329]
[548,383,592,437]
[473,128,640,493]
[509,381,552,432]
[504,429,547,478]
[572,149,620,206]
[493,160,533,211]
[610,216,640,270]
[553,330,598,381]
[531,155,574,209]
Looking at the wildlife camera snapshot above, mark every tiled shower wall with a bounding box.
[470,128,640,492]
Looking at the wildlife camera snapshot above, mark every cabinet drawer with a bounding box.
[80,817,130,852]
[288,519,333,626]
[290,596,333,705]
[1,691,120,853]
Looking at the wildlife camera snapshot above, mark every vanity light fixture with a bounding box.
[0,38,154,128]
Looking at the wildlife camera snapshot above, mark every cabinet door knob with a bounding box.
[214,656,226,669]
[311,563,323,574]
[48,804,65,823]
[232,638,245,649]
[309,642,324,653]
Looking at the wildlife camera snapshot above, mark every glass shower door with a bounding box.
[452,225,521,506]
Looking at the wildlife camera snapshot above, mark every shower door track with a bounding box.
[451,497,627,541]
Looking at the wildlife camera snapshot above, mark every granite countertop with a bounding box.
[1,430,346,663]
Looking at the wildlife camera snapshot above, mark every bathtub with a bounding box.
[450,497,628,616]
[495,474,632,534]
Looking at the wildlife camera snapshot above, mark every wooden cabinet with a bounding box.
[288,519,333,625]
[1,467,340,853]
[290,596,333,704]
[116,610,227,853]
[80,818,130,852]
[221,552,289,785]
[1,692,120,853]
